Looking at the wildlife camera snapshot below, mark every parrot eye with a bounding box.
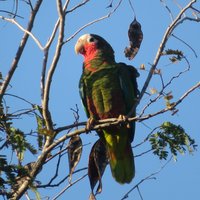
[88,37,96,43]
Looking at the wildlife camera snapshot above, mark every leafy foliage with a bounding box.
[0,101,38,196]
[149,122,197,160]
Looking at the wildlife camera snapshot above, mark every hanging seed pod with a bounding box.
[124,17,143,60]
[88,139,108,199]
[68,135,83,183]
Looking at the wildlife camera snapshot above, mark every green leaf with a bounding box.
[8,128,37,161]
[149,122,197,160]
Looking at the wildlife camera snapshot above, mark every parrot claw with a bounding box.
[86,117,96,132]
[118,115,131,128]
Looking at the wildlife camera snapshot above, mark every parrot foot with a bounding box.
[86,117,96,132]
[118,115,131,128]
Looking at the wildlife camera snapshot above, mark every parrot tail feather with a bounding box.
[108,143,135,184]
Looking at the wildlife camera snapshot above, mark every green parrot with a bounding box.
[75,34,139,184]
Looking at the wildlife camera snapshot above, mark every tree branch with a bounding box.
[0,16,44,50]
[0,0,43,103]
[127,0,197,117]
[51,174,87,200]
[42,0,67,131]
[51,81,200,152]
[139,0,197,101]
[64,0,123,43]
[120,157,172,200]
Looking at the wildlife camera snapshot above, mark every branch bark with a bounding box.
[128,0,197,117]
[51,81,200,152]
[0,0,43,103]
[42,0,67,131]
[139,0,197,100]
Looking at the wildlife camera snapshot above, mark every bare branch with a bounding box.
[51,174,87,200]
[40,50,48,100]
[171,34,198,58]
[0,10,23,18]
[51,81,200,153]
[120,157,172,200]
[37,167,87,188]
[139,56,190,117]
[0,16,44,50]
[139,0,197,101]
[138,81,200,122]
[41,1,70,100]
[44,0,70,49]
[160,0,174,21]
[42,0,67,130]
[64,0,123,43]
[0,0,43,103]
[65,0,90,14]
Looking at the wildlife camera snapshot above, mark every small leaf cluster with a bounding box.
[162,49,184,63]
[149,122,197,160]
[0,101,38,197]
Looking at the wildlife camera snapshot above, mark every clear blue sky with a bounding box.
[1,0,200,200]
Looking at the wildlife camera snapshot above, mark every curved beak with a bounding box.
[75,39,84,54]
[74,34,90,54]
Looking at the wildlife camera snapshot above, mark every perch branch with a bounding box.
[51,81,200,152]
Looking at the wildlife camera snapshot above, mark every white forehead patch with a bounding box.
[78,34,91,41]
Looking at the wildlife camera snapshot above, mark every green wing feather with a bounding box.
[79,73,90,118]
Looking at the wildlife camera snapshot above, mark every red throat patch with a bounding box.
[82,43,98,65]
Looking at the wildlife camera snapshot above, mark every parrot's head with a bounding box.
[75,34,115,63]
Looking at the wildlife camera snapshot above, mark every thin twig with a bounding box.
[37,167,87,188]
[44,0,69,49]
[120,157,172,200]
[51,174,87,200]
[65,0,90,14]
[137,186,143,200]
[0,10,23,18]
[139,56,190,117]
[51,81,200,152]
[171,34,197,57]
[160,0,174,21]
[135,149,152,158]
[128,0,136,17]
[0,16,44,50]
[47,144,64,186]
[139,0,197,102]
[64,0,123,44]
[0,0,43,104]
